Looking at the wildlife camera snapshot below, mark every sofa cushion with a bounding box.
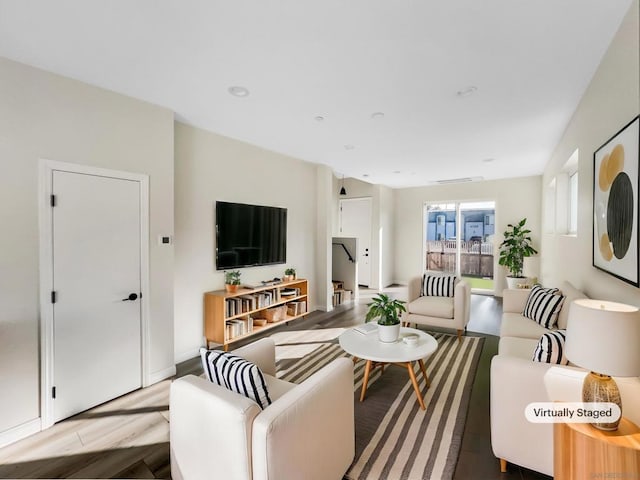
[263,374,296,402]
[407,295,454,319]
[421,274,456,297]
[200,348,272,409]
[498,336,540,359]
[533,330,568,365]
[500,312,552,339]
[523,285,565,328]
[557,281,589,329]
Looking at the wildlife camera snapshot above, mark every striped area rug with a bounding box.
[273,329,484,480]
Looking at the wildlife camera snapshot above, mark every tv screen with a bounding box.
[216,201,287,270]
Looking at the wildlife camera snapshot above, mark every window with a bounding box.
[550,148,578,236]
[544,178,556,234]
[424,201,496,293]
[568,171,578,234]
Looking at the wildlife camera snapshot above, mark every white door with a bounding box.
[339,198,372,287]
[52,170,142,422]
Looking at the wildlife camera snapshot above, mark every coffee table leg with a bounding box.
[418,359,430,388]
[407,362,426,410]
[360,360,372,402]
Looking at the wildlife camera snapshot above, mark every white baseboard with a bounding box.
[0,418,42,448]
[174,348,201,364]
[147,365,176,385]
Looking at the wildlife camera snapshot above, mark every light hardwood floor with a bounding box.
[0,288,540,479]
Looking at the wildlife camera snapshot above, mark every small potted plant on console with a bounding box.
[283,267,297,282]
[365,293,406,343]
[224,270,241,293]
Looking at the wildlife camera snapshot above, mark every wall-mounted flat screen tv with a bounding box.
[216,201,287,270]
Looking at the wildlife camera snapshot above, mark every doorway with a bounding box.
[39,160,150,428]
[424,201,496,294]
[339,197,372,287]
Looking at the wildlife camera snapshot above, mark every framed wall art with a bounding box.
[593,115,640,287]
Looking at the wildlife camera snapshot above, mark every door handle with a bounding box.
[122,293,139,301]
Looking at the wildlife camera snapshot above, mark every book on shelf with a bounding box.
[280,287,301,297]
[225,316,254,340]
[238,296,254,313]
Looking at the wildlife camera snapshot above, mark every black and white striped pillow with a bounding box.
[522,284,565,328]
[421,274,456,297]
[199,348,272,409]
[533,330,568,365]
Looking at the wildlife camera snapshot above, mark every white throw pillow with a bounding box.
[200,348,272,409]
[532,330,568,365]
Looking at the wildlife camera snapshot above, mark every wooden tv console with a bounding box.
[204,278,309,350]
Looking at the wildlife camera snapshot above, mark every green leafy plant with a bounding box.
[284,267,296,276]
[224,270,241,285]
[365,293,406,326]
[498,218,538,278]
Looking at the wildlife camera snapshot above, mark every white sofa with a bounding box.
[403,276,470,340]
[170,338,355,480]
[490,281,588,476]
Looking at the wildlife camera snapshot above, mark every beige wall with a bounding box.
[0,58,175,439]
[393,176,542,292]
[379,185,395,288]
[541,0,639,302]
[173,123,319,361]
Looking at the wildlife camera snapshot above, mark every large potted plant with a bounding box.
[498,218,538,289]
[365,293,406,343]
[224,270,241,293]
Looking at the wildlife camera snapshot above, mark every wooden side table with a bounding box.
[554,417,640,479]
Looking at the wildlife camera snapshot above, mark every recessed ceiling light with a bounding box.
[228,86,249,97]
[315,115,325,122]
[456,86,477,98]
[482,158,495,163]
[371,112,385,120]
[344,145,355,150]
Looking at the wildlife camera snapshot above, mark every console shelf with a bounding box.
[204,278,308,350]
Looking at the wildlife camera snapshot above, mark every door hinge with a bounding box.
[51,291,57,303]
[52,386,56,399]
[50,194,56,207]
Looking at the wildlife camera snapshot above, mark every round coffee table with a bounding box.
[338,326,438,410]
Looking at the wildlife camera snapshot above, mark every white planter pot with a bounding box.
[506,276,528,289]
[378,323,401,343]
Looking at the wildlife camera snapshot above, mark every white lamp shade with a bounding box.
[565,299,640,377]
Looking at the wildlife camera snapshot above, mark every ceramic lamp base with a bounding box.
[583,372,622,431]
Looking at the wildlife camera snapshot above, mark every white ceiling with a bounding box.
[0,0,633,188]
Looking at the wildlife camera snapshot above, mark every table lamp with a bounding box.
[565,298,640,430]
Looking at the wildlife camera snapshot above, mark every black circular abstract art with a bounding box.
[607,172,634,259]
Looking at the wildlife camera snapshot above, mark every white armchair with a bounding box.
[170,338,355,480]
[491,339,640,476]
[403,276,471,340]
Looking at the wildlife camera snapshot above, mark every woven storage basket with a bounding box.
[263,305,287,323]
